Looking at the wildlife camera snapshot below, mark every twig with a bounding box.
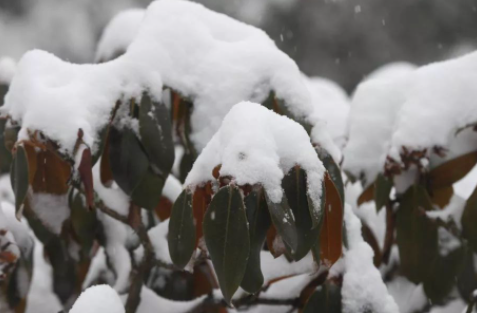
[96,201,154,313]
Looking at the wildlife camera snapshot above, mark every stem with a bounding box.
[96,201,154,313]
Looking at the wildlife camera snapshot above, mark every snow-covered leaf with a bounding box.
[138,92,174,178]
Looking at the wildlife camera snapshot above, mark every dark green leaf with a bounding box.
[203,185,250,304]
[130,169,165,210]
[266,195,298,253]
[108,126,164,209]
[241,188,271,293]
[303,282,342,313]
[139,92,174,177]
[374,173,392,212]
[12,145,30,212]
[168,190,196,269]
[424,241,464,304]
[282,167,321,261]
[396,186,438,283]
[69,191,97,257]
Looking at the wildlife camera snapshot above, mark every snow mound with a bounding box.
[185,101,325,213]
[365,61,416,82]
[2,0,334,163]
[342,205,399,313]
[305,76,350,151]
[95,9,145,62]
[70,285,124,313]
[1,49,161,156]
[344,53,477,184]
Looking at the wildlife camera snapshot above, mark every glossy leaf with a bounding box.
[282,166,321,260]
[192,183,212,246]
[429,151,477,189]
[203,185,250,304]
[108,126,164,209]
[396,186,438,283]
[241,188,271,293]
[319,173,343,267]
[138,92,174,177]
[266,195,298,253]
[303,282,342,313]
[168,190,196,269]
[109,126,148,194]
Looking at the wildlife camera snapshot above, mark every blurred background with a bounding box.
[1,0,477,91]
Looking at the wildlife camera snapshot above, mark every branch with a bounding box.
[96,201,154,313]
[189,293,300,313]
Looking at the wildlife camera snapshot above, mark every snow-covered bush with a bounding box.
[1,0,476,313]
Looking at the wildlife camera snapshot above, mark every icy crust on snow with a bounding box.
[342,205,399,313]
[1,49,161,156]
[304,76,350,151]
[70,285,125,313]
[185,102,325,212]
[344,52,477,184]
[95,9,145,62]
[0,57,16,84]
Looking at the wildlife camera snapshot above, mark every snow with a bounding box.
[304,76,350,151]
[344,52,477,184]
[29,193,70,235]
[342,205,399,313]
[25,239,62,313]
[95,9,145,62]
[0,57,16,84]
[0,201,34,257]
[70,285,124,313]
[185,102,325,218]
[1,49,161,157]
[386,277,426,313]
[1,0,333,165]
[343,72,411,185]
[162,175,182,202]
